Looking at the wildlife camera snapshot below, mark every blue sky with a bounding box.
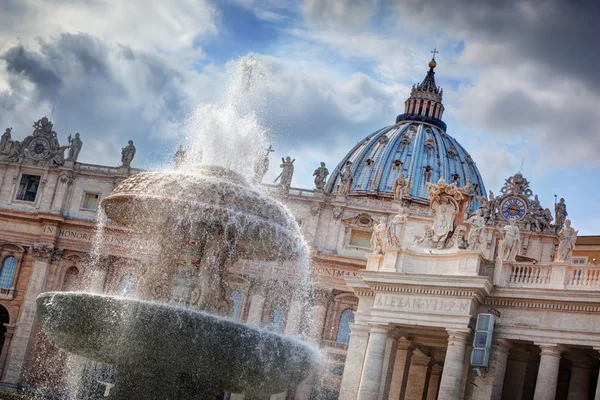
[1,0,599,234]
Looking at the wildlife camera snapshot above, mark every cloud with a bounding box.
[0,0,217,58]
[0,33,220,167]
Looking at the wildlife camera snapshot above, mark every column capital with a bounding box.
[446,329,471,344]
[349,323,371,337]
[535,343,563,358]
[493,338,513,353]
[368,324,392,336]
[410,348,431,366]
[397,337,416,351]
[32,244,63,262]
[430,363,443,376]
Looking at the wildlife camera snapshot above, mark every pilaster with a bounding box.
[387,337,415,400]
[404,349,431,400]
[470,339,512,400]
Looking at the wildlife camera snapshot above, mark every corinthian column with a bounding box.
[533,344,562,400]
[438,329,470,400]
[3,245,62,386]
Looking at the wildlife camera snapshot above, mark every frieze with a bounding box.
[375,294,471,314]
[484,299,600,313]
[32,244,63,262]
[315,266,359,278]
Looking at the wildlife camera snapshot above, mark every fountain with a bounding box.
[35,55,320,399]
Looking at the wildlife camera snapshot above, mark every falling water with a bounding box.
[32,53,320,399]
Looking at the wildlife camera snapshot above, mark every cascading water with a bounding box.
[34,54,320,399]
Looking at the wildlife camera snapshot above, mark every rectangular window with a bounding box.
[16,175,41,202]
[349,230,371,249]
[572,257,588,265]
[82,192,100,210]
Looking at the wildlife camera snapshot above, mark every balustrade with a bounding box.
[507,265,551,285]
[496,261,600,291]
[567,266,600,287]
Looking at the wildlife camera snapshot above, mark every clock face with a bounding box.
[29,138,50,159]
[501,197,527,221]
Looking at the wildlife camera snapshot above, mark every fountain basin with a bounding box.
[102,166,303,261]
[37,292,319,399]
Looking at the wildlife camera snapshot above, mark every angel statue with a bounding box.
[370,217,387,254]
[556,219,578,263]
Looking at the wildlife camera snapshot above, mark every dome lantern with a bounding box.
[397,48,446,131]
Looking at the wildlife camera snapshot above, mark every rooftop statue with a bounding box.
[393,173,408,200]
[121,140,136,167]
[387,208,408,248]
[555,198,568,232]
[67,133,83,162]
[370,216,387,254]
[556,219,578,263]
[466,208,486,251]
[498,220,521,262]
[313,162,329,191]
[0,128,11,153]
[274,156,294,190]
[253,145,273,184]
[337,161,353,195]
[173,145,186,169]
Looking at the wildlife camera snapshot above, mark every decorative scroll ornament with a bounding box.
[499,172,533,197]
[32,244,63,262]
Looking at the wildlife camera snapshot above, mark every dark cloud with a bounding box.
[401,0,600,90]
[0,33,200,166]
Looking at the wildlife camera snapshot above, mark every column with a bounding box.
[246,293,266,326]
[378,332,400,400]
[388,338,414,400]
[502,347,536,400]
[566,358,591,400]
[405,349,431,400]
[357,326,390,400]
[0,328,14,378]
[270,299,306,400]
[3,245,60,385]
[532,344,562,400]
[470,339,512,400]
[294,290,331,400]
[426,364,442,400]
[438,329,470,400]
[339,324,370,400]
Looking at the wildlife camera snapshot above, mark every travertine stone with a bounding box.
[404,349,431,400]
[438,329,470,400]
[246,294,266,326]
[339,324,371,400]
[3,255,54,384]
[470,339,512,400]
[566,360,591,400]
[532,344,562,400]
[387,338,414,400]
[426,364,442,400]
[357,326,390,400]
[378,333,399,400]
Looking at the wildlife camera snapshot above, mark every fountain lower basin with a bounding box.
[37,292,319,399]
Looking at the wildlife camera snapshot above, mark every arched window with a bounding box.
[117,274,136,297]
[231,290,244,322]
[0,256,17,289]
[267,308,285,333]
[63,266,80,291]
[336,309,355,344]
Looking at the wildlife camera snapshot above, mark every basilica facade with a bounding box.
[0,57,597,400]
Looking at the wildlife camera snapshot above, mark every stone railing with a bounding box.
[77,163,142,176]
[567,266,600,288]
[495,261,600,291]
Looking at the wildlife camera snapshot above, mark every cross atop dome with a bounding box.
[429,48,438,69]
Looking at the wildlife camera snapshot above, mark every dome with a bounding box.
[324,56,486,210]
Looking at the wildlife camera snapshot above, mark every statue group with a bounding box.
[369,208,409,254]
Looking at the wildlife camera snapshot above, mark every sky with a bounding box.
[0,0,599,234]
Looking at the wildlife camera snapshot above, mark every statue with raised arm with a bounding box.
[275,156,294,190]
[174,145,186,169]
[370,216,387,254]
[67,133,83,161]
[498,220,521,262]
[556,219,578,263]
[387,208,408,248]
[313,162,329,191]
[121,140,136,167]
[555,198,567,231]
